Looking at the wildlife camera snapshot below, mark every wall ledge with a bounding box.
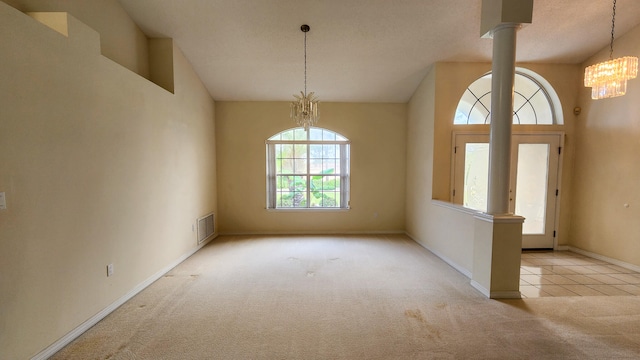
[474,212,525,224]
[431,199,479,216]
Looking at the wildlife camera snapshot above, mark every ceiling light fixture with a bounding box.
[584,0,638,100]
[290,24,319,131]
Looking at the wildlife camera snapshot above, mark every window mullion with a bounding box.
[268,127,350,209]
[266,144,276,208]
[306,144,311,208]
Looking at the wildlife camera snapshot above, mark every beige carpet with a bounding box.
[52,235,640,359]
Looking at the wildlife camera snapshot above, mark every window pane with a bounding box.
[464,143,489,212]
[309,128,322,140]
[324,176,338,190]
[514,74,539,98]
[322,129,336,141]
[322,159,336,174]
[469,94,491,124]
[278,144,293,158]
[454,72,558,125]
[310,159,323,174]
[515,101,537,125]
[323,144,336,157]
[267,127,350,209]
[280,159,293,174]
[468,74,491,95]
[294,159,307,174]
[293,128,307,140]
[281,130,294,140]
[294,144,307,158]
[309,144,322,159]
[515,144,549,235]
[322,192,338,207]
[530,91,553,124]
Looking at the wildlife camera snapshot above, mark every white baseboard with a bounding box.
[470,280,490,297]
[555,245,569,251]
[568,246,640,273]
[31,235,217,360]
[470,281,521,299]
[490,290,522,299]
[405,232,472,279]
[219,230,406,236]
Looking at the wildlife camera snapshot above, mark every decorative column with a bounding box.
[471,0,532,299]
[487,23,518,215]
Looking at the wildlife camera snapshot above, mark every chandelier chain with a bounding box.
[304,30,307,96]
[610,0,617,59]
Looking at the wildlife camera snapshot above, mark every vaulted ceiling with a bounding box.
[10,0,640,102]
[115,0,640,102]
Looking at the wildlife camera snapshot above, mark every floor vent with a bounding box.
[197,213,214,244]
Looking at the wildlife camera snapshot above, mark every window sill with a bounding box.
[266,208,350,212]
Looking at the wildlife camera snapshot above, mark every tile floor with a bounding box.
[520,251,640,298]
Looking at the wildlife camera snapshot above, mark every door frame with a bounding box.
[451,131,565,249]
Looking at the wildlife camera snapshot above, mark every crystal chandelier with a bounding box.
[584,0,638,99]
[290,24,319,131]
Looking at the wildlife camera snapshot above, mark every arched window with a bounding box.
[266,127,350,209]
[454,68,563,125]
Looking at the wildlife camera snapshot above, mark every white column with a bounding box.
[487,24,518,215]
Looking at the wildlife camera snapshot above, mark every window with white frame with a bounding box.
[454,68,563,125]
[266,127,350,209]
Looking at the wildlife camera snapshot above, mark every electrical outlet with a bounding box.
[107,263,114,277]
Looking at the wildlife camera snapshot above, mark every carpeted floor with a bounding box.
[52,235,640,359]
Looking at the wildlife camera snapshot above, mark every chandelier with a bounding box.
[290,24,319,131]
[584,0,638,99]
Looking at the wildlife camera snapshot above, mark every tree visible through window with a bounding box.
[266,127,350,209]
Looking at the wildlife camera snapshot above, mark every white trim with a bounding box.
[265,208,350,212]
[552,133,565,250]
[474,212,525,224]
[31,235,218,360]
[555,245,569,251]
[470,280,490,297]
[406,232,472,278]
[490,290,522,299]
[471,282,521,299]
[219,230,405,236]
[568,246,640,273]
[431,199,480,216]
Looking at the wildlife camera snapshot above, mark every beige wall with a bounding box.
[406,64,476,274]
[571,23,640,268]
[4,0,150,78]
[406,59,582,275]
[0,3,216,359]
[216,102,406,234]
[430,62,581,247]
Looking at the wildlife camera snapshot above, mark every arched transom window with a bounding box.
[454,69,563,125]
[266,127,350,209]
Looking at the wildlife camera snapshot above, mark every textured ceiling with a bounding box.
[115,0,640,102]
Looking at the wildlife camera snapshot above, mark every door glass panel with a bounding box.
[515,144,549,234]
[464,143,489,212]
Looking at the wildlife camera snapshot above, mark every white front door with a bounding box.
[452,132,563,249]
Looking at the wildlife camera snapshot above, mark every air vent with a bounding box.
[197,213,214,244]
